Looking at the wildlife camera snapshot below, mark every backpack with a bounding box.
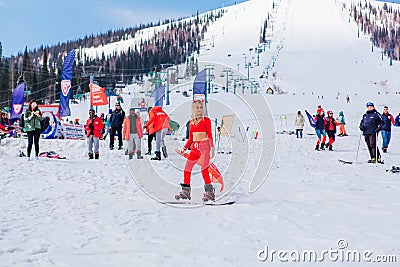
[40,117,50,133]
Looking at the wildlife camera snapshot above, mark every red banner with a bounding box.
[90,83,108,106]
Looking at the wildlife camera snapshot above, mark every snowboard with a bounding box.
[162,201,235,206]
[386,166,400,173]
[338,159,353,164]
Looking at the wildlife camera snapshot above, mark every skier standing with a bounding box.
[85,109,103,159]
[314,108,327,150]
[380,106,394,153]
[109,103,125,150]
[294,111,305,138]
[123,108,144,159]
[146,106,170,160]
[359,102,383,163]
[337,111,347,136]
[175,100,215,202]
[325,110,337,151]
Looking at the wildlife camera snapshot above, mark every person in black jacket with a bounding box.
[359,102,383,163]
[380,106,394,153]
[109,102,125,150]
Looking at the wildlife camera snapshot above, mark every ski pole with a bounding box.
[356,133,362,164]
[376,132,379,164]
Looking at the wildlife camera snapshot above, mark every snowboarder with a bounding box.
[109,103,125,150]
[24,100,43,161]
[123,108,144,159]
[85,109,103,159]
[314,108,327,150]
[145,107,156,155]
[146,106,170,160]
[325,110,337,151]
[337,111,347,136]
[176,100,215,202]
[359,102,383,163]
[380,106,394,153]
[346,95,350,103]
[294,111,305,138]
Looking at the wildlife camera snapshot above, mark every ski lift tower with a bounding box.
[81,65,104,109]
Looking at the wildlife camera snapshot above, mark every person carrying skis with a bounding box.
[314,108,327,150]
[359,102,383,163]
[85,108,103,159]
[325,110,337,151]
[380,106,394,153]
[123,108,144,160]
[110,103,125,150]
[294,111,305,138]
[337,111,347,136]
[175,100,215,202]
[146,106,170,160]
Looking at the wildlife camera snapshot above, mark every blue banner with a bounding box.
[10,83,25,119]
[305,110,316,128]
[151,85,165,107]
[193,69,207,99]
[59,50,76,117]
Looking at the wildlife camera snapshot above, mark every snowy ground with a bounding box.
[1,0,400,266]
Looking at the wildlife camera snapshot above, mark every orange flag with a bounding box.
[90,83,108,106]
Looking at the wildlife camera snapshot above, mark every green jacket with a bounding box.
[24,109,42,132]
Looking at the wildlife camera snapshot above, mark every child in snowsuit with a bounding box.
[337,111,347,136]
[325,111,337,151]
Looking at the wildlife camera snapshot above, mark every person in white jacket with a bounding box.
[295,111,305,138]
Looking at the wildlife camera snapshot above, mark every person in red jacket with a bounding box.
[85,109,103,159]
[325,110,337,151]
[145,106,170,160]
[123,108,144,159]
[175,100,215,202]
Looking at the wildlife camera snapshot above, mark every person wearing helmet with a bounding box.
[359,102,383,163]
[314,108,327,150]
[337,111,347,136]
[325,110,337,151]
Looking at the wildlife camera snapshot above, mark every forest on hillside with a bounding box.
[0,10,225,108]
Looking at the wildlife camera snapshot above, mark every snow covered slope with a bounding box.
[1,0,400,266]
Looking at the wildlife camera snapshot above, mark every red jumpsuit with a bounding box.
[183,117,214,185]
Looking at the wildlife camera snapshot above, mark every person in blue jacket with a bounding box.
[380,106,394,153]
[394,112,400,127]
[359,102,383,163]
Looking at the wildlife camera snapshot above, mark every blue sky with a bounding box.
[0,0,246,56]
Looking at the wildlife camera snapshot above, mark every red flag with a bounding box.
[90,83,108,106]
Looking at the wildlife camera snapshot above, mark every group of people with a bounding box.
[294,102,395,164]
[294,108,347,148]
[84,102,171,161]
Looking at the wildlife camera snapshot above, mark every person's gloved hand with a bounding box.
[375,128,380,133]
[359,125,365,131]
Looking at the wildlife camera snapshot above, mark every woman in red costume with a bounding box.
[175,100,215,202]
